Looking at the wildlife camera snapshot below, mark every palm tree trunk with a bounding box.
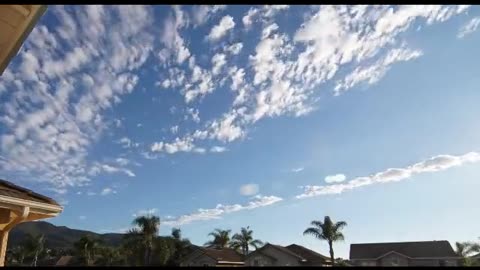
[144,245,150,266]
[328,240,335,267]
[32,251,38,267]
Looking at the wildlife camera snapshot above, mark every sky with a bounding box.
[1,5,480,258]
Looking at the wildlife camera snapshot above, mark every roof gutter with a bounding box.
[0,194,63,215]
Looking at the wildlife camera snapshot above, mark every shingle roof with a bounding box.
[0,179,60,206]
[270,244,306,261]
[200,247,244,263]
[285,244,331,263]
[249,243,330,265]
[350,241,458,260]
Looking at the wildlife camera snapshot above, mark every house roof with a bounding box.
[55,256,73,266]
[285,244,331,263]
[199,247,244,263]
[350,240,458,260]
[0,179,60,206]
[248,243,330,264]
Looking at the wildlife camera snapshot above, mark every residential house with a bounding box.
[180,247,244,267]
[244,243,331,266]
[349,240,460,266]
[0,179,63,266]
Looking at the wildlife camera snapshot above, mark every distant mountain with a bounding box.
[8,221,124,249]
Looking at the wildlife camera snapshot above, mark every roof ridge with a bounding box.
[351,240,450,245]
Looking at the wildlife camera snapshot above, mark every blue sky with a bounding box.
[1,5,480,258]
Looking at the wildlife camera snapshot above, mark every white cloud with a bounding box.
[101,187,116,195]
[242,8,259,28]
[458,17,480,38]
[334,47,423,95]
[0,6,156,192]
[192,5,226,26]
[79,215,86,220]
[87,191,96,196]
[240,183,259,196]
[291,167,304,173]
[207,15,235,42]
[160,6,191,64]
[324,174,346,183]
[117,137,134,148]
[226,42,243,55]
[115,157,130,166]
[297,152,480,199]
[90,162,136,177]
[150,137,205,154]
[210,146,227,153]
[170,125,179,134]
[133,208,158,217]
[164,195,282,226]
[211,53,227,75]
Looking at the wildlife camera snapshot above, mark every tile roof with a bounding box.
[285,244,331,263]
[0,179,60,206]
[249,243,330,265]
[350,240,458,260]
[200,247,244,263]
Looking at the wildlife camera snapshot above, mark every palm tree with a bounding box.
[303,216,347,266]
[230,226,263,255]
[132,215,161,266]
[74,235,101,265]
[169,228,191,265]
[204,229,231,249]
[23,234,45,267]
[120,228,144,266]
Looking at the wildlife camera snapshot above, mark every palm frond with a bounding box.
[303,227,321,238]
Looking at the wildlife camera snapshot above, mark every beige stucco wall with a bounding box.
[379,253,409,266]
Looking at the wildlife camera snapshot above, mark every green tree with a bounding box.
[120,228,144,266]
[230,226,263,255]
[98,246,121,266]
[10,246,27,265]
[204,229,231,249]
[168,228,191,265]
[132,215,161,266]
[74,235,101,265]
[303,216,347,266]
[23,234,45,267]
[455,242,480,266]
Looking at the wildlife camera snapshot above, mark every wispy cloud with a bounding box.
[324,174,346,183]
[291,167,304,173]
[101,187,117,196]
[297,152,480,199]
[164,195,283,226]
[0,5,154,191]
[133,208,158,217]
[458,16,480,38]
[210,146,227,153]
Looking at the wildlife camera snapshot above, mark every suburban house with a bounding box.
[349,240,460,266]
[180,247,244,267]
[244,243,331,266]
[0,179,63,266]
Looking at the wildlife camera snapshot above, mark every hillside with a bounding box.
[8,221,124,249]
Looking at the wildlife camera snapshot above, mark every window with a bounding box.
[390,257,400,266]
[253,259,259,266]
